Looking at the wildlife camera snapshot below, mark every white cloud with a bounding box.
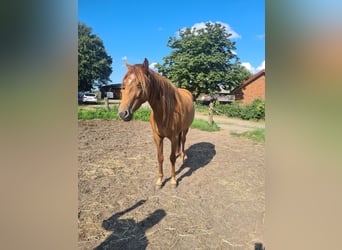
[242,60,265,74]
[256,34,265,40]
[178,21,241,39]
[122,56,127,61]
[149,62,158,71]
[256,60,265,71]
[241,62,256,73]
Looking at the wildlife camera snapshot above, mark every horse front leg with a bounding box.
[153,133,164,186]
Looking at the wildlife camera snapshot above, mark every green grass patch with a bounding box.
[191,118,220,132]
[78,106,151,121]
[194,102,209,113]
[132,108,151,121]
[231,128,265,142]
[78,107,220,133]
[78,107,119,120]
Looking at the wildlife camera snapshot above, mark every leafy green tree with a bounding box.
[227,62,253,88]
[156,22,251,97]
[78,22,112,91]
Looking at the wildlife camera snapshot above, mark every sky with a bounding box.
[78,0,265,84]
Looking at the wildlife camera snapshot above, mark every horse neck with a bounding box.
[147,75,177,123]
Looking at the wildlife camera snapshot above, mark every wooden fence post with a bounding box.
[208,102,214,126]
[104,97,109,111]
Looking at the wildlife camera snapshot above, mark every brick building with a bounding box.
[231,69,265,104]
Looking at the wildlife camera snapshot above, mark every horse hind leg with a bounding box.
[175,132,182,159]
[180,128,189,162]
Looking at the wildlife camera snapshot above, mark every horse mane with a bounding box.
[124,64,183,126]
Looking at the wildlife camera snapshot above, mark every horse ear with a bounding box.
[143,58,149,74]
[125,61,132,70]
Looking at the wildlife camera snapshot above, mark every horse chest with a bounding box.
[150,119,181,138]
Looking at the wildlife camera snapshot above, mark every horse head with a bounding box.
[118,58,150,121]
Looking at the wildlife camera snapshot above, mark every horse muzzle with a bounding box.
[118,109,133,121]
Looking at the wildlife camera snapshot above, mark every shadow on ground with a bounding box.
[95,200,166,250]
[162,142,216,187]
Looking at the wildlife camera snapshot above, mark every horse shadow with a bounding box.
[94,200,166,250]
[162,142,216,187]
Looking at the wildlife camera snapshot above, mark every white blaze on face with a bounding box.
[127,73,136,85]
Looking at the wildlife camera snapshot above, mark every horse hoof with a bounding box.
[170,179,177,187]
[156,179,163,189]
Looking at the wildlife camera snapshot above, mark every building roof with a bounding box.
[231,69,265,93]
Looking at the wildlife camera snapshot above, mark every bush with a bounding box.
[217,99,265,120]
[240,99,265,120]
[195,99,265,120]
[254,99,265,119]
[216,102,241,117]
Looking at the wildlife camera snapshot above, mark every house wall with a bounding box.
[236,74,265,104]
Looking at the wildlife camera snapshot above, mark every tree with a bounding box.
[227,62,253,88]
[155,22,251,97]
[78,22,112,91]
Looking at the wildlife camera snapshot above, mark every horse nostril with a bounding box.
[118,111,124,119]
[119,110,131,120]
[119,111,125,119]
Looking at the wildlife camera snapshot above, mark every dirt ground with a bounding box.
[78,116,265,249]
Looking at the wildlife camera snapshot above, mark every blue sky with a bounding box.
[79,0,265,83]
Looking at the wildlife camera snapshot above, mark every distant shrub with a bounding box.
[195,99,265,120]
[240,99,265,120]
[254,99,265,119]
[216,102,242,118]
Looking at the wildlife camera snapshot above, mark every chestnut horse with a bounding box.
[118,58,194,187]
